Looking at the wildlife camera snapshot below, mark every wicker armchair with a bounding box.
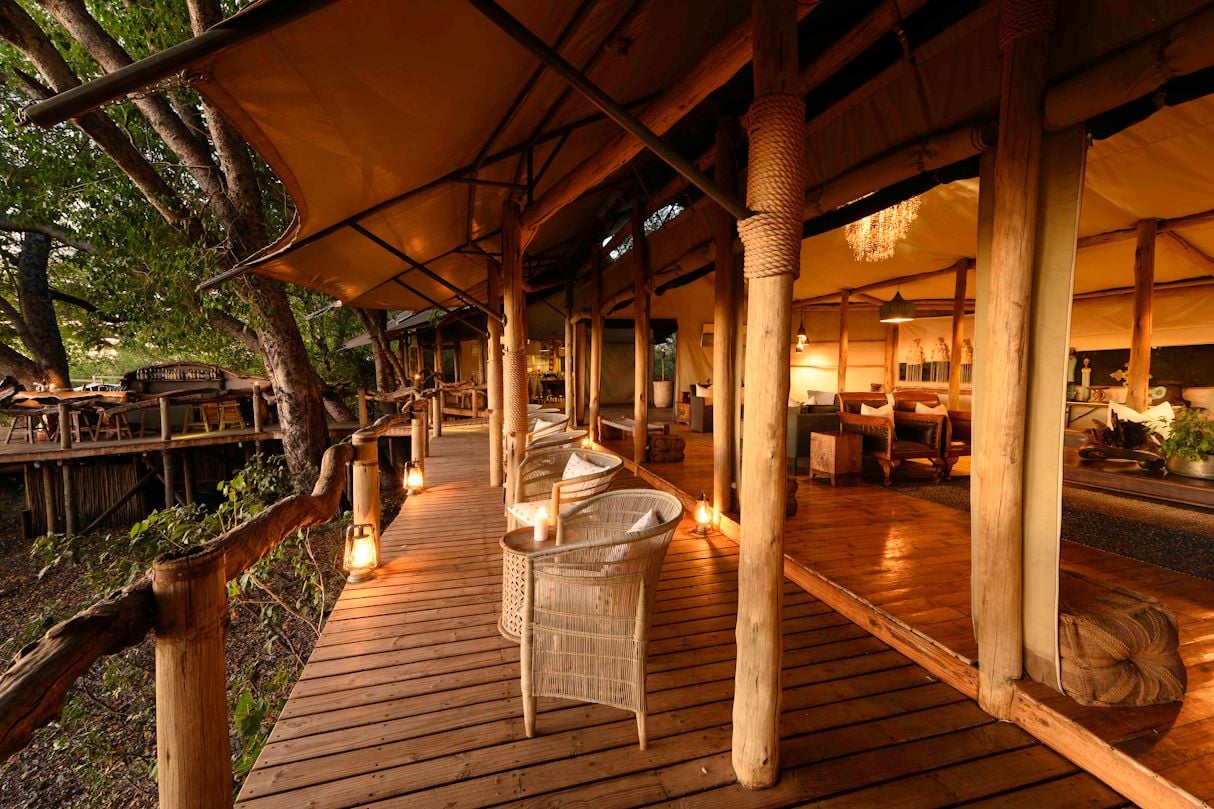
[526,429,588,452]
[508,446,622,527]
[892,391,973,479]
[526,413,570,444]
[836,392,946,485]
[520,489,684,748]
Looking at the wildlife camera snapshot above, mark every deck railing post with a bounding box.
[153,547,233,809]
[252,384,264,453]
[357,387,369,428]
[159,396,172,440]
[431,392,443,438]
[412,408,425,466]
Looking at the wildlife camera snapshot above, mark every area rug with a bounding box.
[894,476,1214,581]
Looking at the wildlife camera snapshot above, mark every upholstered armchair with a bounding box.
[892,391,972,479]
[836,393,946,485]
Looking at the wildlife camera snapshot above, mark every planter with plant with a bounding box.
[1160,407,1214,479]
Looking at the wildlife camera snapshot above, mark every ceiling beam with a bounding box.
[468,0,749,230]
[1163,232,1214,277]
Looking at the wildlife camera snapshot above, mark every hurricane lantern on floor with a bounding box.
[580,435,594,449]
[693,490,712,535]
[844,195,922,262]
[343,523,379,583]
[404,461,425,495]
[878,290,918,324]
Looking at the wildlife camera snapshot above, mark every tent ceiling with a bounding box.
[136,0,1214,309]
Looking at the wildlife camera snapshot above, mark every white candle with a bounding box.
[533,506,549,543]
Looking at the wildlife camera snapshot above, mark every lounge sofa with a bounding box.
[891,391,973,479]
[836,392,946,485]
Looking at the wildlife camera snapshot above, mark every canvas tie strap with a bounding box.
[998,0,1055,52]
[738,94,806,280]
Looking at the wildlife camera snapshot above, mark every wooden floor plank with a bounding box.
[237,424,1123,809]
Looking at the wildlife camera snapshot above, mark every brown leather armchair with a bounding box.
[837,393,946,485]
[892,391,972,479]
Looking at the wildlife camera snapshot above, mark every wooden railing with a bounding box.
[0,392,429,808]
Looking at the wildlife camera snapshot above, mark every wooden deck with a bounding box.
[238,425,1125,808]
[617,421,1214,807]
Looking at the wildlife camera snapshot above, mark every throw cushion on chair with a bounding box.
[915,402,948,415]
[508,499,569,526]
[563,452,608,480]
[860,402,895,426]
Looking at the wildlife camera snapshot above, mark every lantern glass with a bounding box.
[343,523,379,582]
[693,491,712,535]
[405,462,425,494]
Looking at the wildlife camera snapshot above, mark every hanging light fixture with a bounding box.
[878,291,918,323]
[795,315,807,353]
[844,196,922,262]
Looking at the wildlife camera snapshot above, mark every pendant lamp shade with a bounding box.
[878,291,917,323]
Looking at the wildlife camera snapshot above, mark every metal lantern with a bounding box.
[878,291,918,323]
[404,461,425,495]
[343,523,379,583]
[693,491,712,536]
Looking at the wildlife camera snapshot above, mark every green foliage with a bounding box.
[25,453,350,803]
[1160,407,1214,461]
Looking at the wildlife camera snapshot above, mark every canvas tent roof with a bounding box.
[32,0,1214,309]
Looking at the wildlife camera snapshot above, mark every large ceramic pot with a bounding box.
[1166,455,1214,480]
[652,380,674,409]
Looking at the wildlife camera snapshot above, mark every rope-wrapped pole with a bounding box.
[501,200,530,504]
[732,0,805,789]
[487,259,505,486]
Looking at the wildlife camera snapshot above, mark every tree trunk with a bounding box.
[242,276,328,473]
[0,231,71,387]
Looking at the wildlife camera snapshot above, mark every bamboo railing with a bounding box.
[0,394,426,808]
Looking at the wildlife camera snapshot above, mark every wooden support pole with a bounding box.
[711,123,739,518]
[153,547,233,809]
[252,384,264,453]
[419,407,430,459]
[57,403,71,450]
[564,283,576,426]
[974,0,1054,720]
[487,260,504,487]
[162,450,174,509]
[351,458,380,539]
[883,323,900,392]
[837,290,850,393]
[39,464,57,535]
[588,249,604,441]
[1126,219,1158,410]
[159,396,172,440]
[733,0,804,789]
[181,454,194,507]
[948,258,969,408]
[576,319,590,424]
[357,388,369,428]
[60,462,76,536]
[631,204,652,464]
[501,200,529,501]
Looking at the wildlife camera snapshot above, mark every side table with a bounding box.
[809,431,862,486]
[499,527,555,642]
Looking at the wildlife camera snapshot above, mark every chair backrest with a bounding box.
[836,392,888,414]
[892,390,943,412]
[527,429,588,452]
[515,447,622,505]
[538,489,684,620]
[527,414,569,441]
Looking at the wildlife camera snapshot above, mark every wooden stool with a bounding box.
[809,431,862,486]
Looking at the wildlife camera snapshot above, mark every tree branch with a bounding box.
[0,218,94,253]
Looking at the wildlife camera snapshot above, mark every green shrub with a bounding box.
[1160,407,1214,461]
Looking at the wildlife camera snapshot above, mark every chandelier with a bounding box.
[843,196,922,262]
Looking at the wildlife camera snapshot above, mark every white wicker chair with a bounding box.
[519,489,684,748]
[526,413,569,444]
[526,429,588,452]
[507,446,621,528]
